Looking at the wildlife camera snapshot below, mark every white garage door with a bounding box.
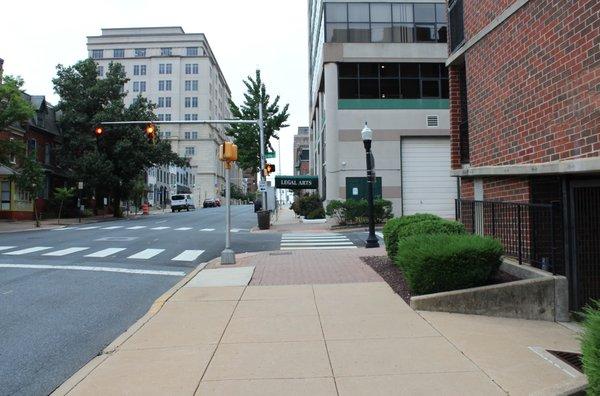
[402,137,457,218]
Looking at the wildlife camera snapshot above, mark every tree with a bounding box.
[0,75,35,166]
[230,183,245,201]
[12,154,44,227]
[226,70,289,173]
[53,59,187,217]
[53,187,75,224]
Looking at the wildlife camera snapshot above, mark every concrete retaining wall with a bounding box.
[410,259,569,322]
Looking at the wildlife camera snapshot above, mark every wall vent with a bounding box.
[426,115,439,127]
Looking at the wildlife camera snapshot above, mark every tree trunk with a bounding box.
[34,202,40,228]
[113,195,123,218]
[57,201,63,225]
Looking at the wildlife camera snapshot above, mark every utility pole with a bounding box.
[258,93,267,211]
[219,142,238,265]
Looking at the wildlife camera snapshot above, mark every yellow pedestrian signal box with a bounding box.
[219,142,238,162]
[145,123,156,141]
[264,163,276,176]
[93,125,104,136]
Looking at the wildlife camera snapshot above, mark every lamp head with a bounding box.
[361,123,373,142]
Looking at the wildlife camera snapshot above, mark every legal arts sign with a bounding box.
[275,176,318,190]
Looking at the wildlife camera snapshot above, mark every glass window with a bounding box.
[348,23,370,42]
[392,3,413,22]
[184,131,191,139]
[133,81,140,92]
[380,63,399,78]
[421,63,439,78]
[348,3,369,22]
[166,64,172,74]
[191,132,198,139]
[186,47,198,56]
[140,65,146,75]
[359,63,378,78]
[437,25,447,43]
[339,79,359,99]
[326,23,348,42]
[97,65,104,77]
[92,50,103,59]
[158,97,165,108]
[113,49,125,58]
[159,64,166,74]
[435,4,447,22]
[185,147,195,156]
[380,78,400,99]
[325,3,347,22]
[401,79,420,98]
[414,4,436,22]
[370,3,391,22]
[140,82,146,92]
[165,114,172,121]
[371,23,393,43]
[441,79,449,98]
[134,48,146,57]
[422,80,440,97]
[134,65,140,76]
[159,80,165,91]
[161,47,172,56]
[339,63,358,78]
[165,97,171,107]
[401,63,420,78]
[166,80,172,91]
[359,79,379,99]
[184,114,191,121]
[416,25,436,42]
[393,24,414,42]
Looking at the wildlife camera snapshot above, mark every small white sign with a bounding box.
[352,187,359,196]
[78,182,84,190]
[103,198,108,205]
[258,180,267,192]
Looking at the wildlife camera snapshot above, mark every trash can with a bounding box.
[257,210,270,230]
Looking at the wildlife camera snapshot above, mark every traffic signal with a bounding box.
[93,125,104,136]
[219,142,238,162]
[145,123,156,142]
[264,163,276,176]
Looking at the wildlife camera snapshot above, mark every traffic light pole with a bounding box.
[221,162,235,265]
[258,101,267,211]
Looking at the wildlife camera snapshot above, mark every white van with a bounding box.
[171,194,195,212]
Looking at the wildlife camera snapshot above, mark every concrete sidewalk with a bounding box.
[54,249,583,396]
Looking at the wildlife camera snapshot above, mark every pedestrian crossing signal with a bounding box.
[264,163,276,176]
[145,123,156,142]
[93,125,104,136]
[219,141,238,162]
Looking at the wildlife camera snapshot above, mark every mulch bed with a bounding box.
[361,256,521,305]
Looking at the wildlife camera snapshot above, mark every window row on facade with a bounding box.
[91,47,202,59]
[97,63,199,77]
[325,2,447,43]
[338,62,449,99]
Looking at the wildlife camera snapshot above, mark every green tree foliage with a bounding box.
[12,154,44,227]
[52,58,187,217]
[582,300,600,394]
[226,70,289,173]
[230,183,245,201]
[53,187,75,224]
[0,75,35,166]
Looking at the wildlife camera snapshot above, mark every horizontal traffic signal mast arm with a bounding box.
[100,119,259,125]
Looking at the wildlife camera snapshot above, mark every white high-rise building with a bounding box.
[87,26,239,207]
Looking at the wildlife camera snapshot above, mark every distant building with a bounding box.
[87,26,241,207]
[294,127,310,176]
[308,1,455,217]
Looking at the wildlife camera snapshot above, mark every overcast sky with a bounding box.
[0,0,308,177]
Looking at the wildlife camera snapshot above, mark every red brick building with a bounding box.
[448,0,599,309]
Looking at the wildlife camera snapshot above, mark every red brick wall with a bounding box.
[483,177,530,202]
[449,66,462,169]
[452,0,600,168]
[463,0,516,39]
[460,178,474,199]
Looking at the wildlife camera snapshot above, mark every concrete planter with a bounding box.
[410,259,569,322]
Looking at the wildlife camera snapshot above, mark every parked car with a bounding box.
[171,194,194,212]
[214,199,221,207]
[203,198,216,208]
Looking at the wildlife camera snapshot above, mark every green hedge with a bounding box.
[382,213,442,260]
[582,300,600,394]
[292,194,324,218]
[325,199,393,225]
[397,219,466,239]
[395,234,503,295]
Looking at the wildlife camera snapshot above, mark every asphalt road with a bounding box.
[0,205,281,396]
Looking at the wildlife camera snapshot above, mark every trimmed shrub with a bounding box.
[382,213,442,260]
[325,200,346,224]
[397,219,465,239]
[395,234,503,295]
[374,199,393,223]
[306,207,325,219]
[582,300,600,394]
[325,199,393,225]
[293,194,323,217]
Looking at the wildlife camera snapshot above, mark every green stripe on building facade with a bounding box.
[338,99,449,110]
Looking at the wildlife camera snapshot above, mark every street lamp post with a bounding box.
[361,123,380,248]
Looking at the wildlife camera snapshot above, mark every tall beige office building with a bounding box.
[87,26,241,206]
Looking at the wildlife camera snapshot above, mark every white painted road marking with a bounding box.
[0,246,17,252]
[155,220,168,224]
[43,247,90,257]
[101,226,124,230]
[174,227,192,231]
[85,248,126,258]
[150,227,170,230]
[0,264,185,277]
[200,228,215,232]
[78,226,100,230]
[281,242,354,246]
[4,247,53,255]
[281,246,358,250]
[280,233,357,250]
[376,231,384,239]
[128,249,165,260]
[126,226,146,230]
[171,250,205,262]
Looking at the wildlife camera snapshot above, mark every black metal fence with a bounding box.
[455,199,564,275]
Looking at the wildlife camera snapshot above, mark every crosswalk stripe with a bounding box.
[128,249,165,260]
[281,246,357,250]
[200,228,215,232]
[0,246,17,252]
[85,248,126,258]
[150,227,170,230]
[282,238,349,242]
[78,226,100,230]
[43,247,90,256]
[171,250,205,262]
[174,227,193,231]
[0,264,185,277]
[376,231,384,239]
[126,226,146,230]
[4,247,53,255]
[281,242,354,246]
[101,226,124,230]
[281,236,346,239]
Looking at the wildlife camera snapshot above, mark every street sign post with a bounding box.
[258,180,267,192]
[266,151,276,159]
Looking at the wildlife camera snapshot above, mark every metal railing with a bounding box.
[455,199,563,275]
[449,0,465,52]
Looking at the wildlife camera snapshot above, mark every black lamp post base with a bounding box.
[365,235,380,248]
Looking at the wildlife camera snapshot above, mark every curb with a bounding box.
[50,259,211,396]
